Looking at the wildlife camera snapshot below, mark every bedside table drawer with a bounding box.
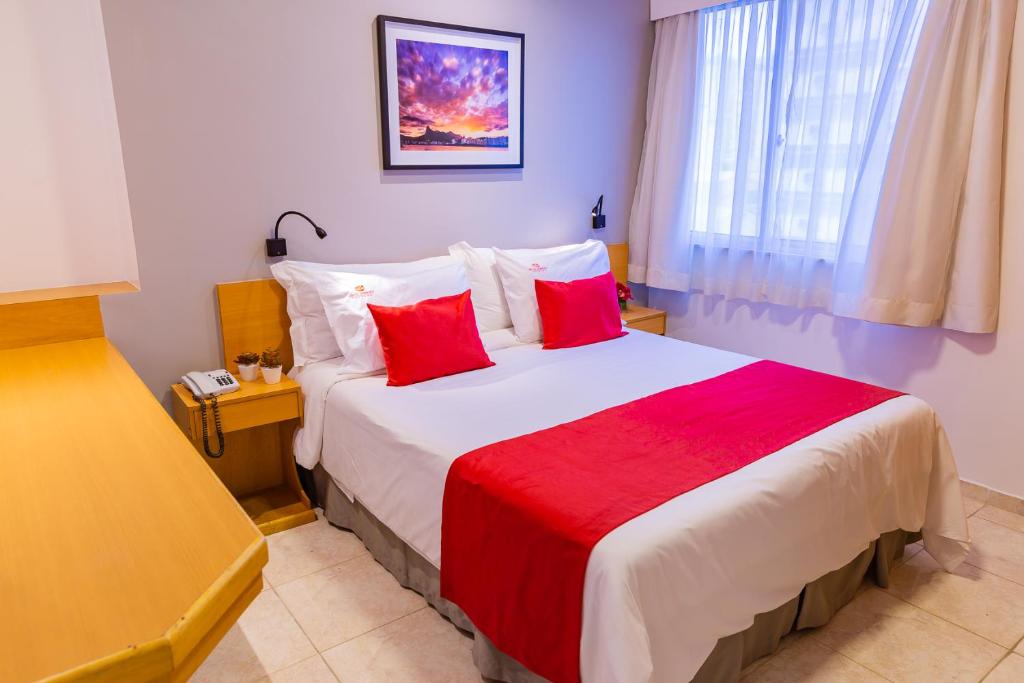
[627,316,666,335]
[214,393,301,433]
[178,392,301,440]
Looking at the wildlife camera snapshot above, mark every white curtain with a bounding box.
[832,0,1017,332]
[629,0,1015,332]
[628,12,701,287]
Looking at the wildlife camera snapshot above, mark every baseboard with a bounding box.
[961,479,1024,516]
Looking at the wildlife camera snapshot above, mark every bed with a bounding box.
[214,244,969,682]
[290,330,968,682]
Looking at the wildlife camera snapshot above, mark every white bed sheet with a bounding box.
[298,331,969,683]
[290,327,522,469]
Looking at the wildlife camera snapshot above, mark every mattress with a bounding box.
[295,330,969,683]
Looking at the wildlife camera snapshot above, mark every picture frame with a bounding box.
[376,15,525,170]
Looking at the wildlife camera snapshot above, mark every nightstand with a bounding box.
[171,376,316,535]
[621,304,667,335]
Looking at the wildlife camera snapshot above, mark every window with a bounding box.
[688,0,928,258]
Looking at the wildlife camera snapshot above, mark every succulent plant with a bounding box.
[259,348,283,368]
[234,351,260,366]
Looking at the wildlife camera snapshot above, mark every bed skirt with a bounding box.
[313,464,917,682]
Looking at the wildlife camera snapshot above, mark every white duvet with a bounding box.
[294,331,969,683]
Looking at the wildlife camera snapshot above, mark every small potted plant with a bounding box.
[259,348,283,384]
[234,351,260,382]
[616,281,633,313]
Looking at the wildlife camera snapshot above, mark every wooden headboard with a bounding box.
[607,242,627,285]
[216,279,294,371]
[216,242,628,372]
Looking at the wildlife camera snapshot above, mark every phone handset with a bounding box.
[181,370,239,459]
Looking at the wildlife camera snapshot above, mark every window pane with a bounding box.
[690,0,927,256]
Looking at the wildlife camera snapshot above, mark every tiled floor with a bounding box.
[194,491,1024,682]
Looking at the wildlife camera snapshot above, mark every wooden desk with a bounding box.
[0,337,266,683]
[170,377,315,536]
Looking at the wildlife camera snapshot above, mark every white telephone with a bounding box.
[181,370,239,459]
[181,370,240,398]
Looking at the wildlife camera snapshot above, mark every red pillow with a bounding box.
[368,290,495,386]
[534,271,628,349]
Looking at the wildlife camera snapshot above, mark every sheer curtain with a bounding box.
[832,0,1017,332]
[629,0,928,308]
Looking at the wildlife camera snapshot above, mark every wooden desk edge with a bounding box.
[41,537,268,683]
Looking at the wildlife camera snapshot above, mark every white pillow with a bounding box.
[493,240,610,343]
[447,242,511,332]
[270,255,454,367]
[312,262,470,374]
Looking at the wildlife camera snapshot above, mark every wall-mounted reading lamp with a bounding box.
[591,195,606,230]
[266,210,328,257]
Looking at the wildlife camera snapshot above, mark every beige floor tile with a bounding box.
[985,653,1024,683]
[964,496,986,517]
[322,608,480,683]
[255,655,339,683]
[276,554,426,651]
[263,515,368,587]
[812,587,1005,683]
[192,590,317,682]
[966,517,1024,586]
[898,542,923,566]
[962,481,991,505]
[975,505,1024,534]
[744,637,885,682]
[1017,639,1024,655]
[886,549,1024,648]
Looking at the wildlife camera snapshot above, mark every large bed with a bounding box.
[290,327,969,682]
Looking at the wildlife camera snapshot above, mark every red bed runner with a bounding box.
[440,360,903,683]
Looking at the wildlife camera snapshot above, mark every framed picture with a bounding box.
[376,16,524,170]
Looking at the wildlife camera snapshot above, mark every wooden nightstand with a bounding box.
[171,376,316,535]
[621,303,667,335]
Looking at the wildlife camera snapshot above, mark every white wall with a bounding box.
[650,3,1024,499]
[0,0,137,299]
[98,0,653,404]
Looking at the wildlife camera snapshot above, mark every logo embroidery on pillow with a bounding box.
[528,263,548,272]
[352,284,375,297]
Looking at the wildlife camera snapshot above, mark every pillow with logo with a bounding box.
[368,290,495,386]
[270,255,454,367]
[311,262,469,374]
[493,240,610,343]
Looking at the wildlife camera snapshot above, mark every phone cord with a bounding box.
[197,395,225,458]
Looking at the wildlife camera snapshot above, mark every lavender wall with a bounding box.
[98,0,653,405]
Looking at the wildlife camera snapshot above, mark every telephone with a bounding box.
[181,370,240,459]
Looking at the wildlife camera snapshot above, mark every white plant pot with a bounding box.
[261,365,282,384]
[237,363,259,382]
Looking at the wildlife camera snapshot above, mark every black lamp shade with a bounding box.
[591,195,606,230]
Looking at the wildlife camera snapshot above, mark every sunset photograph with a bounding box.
[395,39,510,151]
